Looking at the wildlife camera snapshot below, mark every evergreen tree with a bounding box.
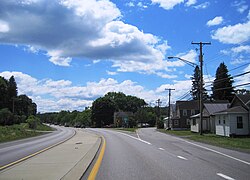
[212,62,234,102]
[8,76,18,113]
[190,65,208,100]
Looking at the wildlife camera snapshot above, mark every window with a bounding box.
[223,120,225,124]
[218,120,221,124]
[174,120,179,126]
[191,109,195,115]
[237,116,243,129]
[183,109,187,116]
[187,119,190,125]
[192,119,196,126]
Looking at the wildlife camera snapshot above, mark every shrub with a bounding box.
[26,115,40,129]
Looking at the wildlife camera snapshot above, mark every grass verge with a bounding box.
[158,129,250,153]
[0,123,54,143]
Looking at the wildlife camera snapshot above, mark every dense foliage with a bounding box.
[38,109,91,127]
[212,62,234,102]
[0,76,37,126]
[91,92,147,127]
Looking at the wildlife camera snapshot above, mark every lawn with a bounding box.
[158,129,250,153]
[0,123,54,143]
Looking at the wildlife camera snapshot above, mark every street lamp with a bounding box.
[168,56,198,67]
[168,56,203,135]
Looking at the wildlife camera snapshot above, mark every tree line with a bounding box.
[40,92,167,128]
[0,76,37,125]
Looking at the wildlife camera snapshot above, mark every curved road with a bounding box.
[0,125,75,168]
[89,128,250,180]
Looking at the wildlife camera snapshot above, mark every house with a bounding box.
[214,94,250,137]
[114,111,133,128]
[190,102,229,133]
[167,100,199,130]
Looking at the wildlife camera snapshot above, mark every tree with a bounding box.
[91,97,116,127]
[191,65,208,100]
[0,76,8,109]
[8,76,18,113]
[212,62,234,102]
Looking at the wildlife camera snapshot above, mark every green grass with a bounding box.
[0,123,54,143]
[158,129,250,153]
[113,127,138,132]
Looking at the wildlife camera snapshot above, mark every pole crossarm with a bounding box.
[168,56,198,67]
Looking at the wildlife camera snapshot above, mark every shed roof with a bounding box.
[237,94,250,105]
[214,106,248,114]
[176,100,199,109]
[204,103,229,115]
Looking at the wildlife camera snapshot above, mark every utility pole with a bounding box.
[156,99,162,128]
[165,88,175,129]
[191,42,211,135]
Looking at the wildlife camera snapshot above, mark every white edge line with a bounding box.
[158,148,165,151]
[217,173,235,180]
[115,131,151,145]
[177,156,188,160]
[178,138,250,165]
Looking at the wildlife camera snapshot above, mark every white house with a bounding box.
[214,94,250,137]
[190,102,229,133]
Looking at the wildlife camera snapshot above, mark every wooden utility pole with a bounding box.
[191,42,211,135]
[156,99,162,128]
[165,88,175,129]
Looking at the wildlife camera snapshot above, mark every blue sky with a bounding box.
[0,0,250,112]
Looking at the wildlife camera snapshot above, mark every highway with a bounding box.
[0,125,75,168]
[89,128,250,180]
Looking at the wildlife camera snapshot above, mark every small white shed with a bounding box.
[214,106,249,137]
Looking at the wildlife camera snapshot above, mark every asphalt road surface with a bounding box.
[90,128,250,180]
[0,125,75,168]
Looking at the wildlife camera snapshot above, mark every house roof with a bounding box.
[237,94,250,105]
[176,100,199,109]
[214,106,248,115]
[204,103,229,115]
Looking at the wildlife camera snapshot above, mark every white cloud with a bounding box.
[185,0,197,7]
[0,71,198,112]
[194,2,210,9]
[106,71,117,75]
[231,45,250,53]
[206,16,223,27]
[232,1,248,14]
[151,0,184,10]
[0,20,9,33]
[0,0,170,75]
[212,21,250,44]
[126,2,135,7]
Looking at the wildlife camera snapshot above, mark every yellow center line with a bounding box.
[88,136,106,180]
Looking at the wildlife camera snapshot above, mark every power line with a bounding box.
[207,83,250,91]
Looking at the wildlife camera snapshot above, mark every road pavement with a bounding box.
[89,128,250,180]
[0,128,101,180]
[0,125,75,168]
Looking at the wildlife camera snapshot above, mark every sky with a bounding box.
[0,0,250,113]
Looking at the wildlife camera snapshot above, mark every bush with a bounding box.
[0,108,14,125]
[26,115,40,129]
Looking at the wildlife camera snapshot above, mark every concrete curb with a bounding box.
[61,135,102,180]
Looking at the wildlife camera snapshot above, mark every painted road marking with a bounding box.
[177,156,188,160]
[158,148,165,151]
[217,173,235,180]
[88,136,106,180]
[177,138,250,165]
[115,131,152,145]
[136,130,141,140]
[0,130,76,171]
